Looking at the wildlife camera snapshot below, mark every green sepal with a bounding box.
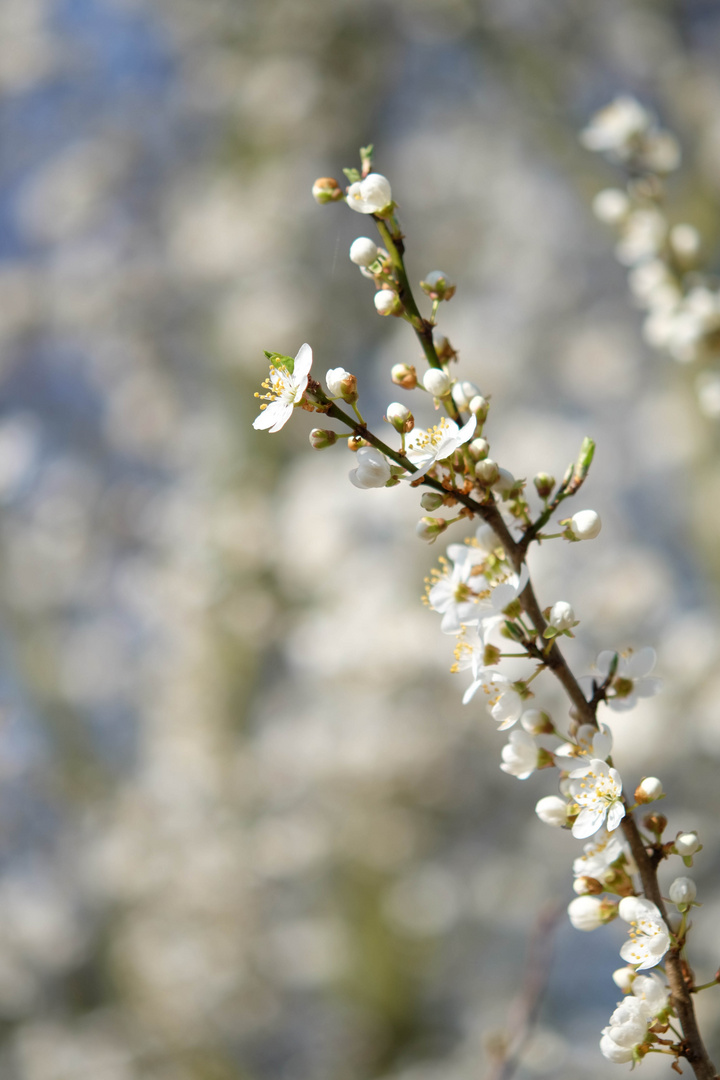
[343,167,361,183]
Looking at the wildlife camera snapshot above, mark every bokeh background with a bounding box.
[2,1,720,1077]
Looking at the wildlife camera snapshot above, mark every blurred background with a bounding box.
[2,0,720,1077]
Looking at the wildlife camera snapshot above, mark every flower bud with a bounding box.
[326,367,357,401]
[433,331,455,362]
[391,363,417,390]
[548,601,576,632]
[675,832,700,856]
[533,472,555,499]
[592,188,630,225]
[467,437,489,462]
[669,223,701,265]
[346,173,393,215]
[469,395,489,422]
[568,895,617,931]
[420,270,456,301]
[570,509,602,540]
[573,876,603,895]
[475,459,499,486]
[374,289,400,316]
[415,517,448,543]
[451,380,481,411]
[309,428,338,450]
[635,777,663,803]
[347,435,365,451]
[312,177,343,204]
[420,492,444,512]
[669,876,697,906]
[422,369,451,397]
[475,523,500,553]
[535,795,568,827]
[349,237,379,266]
[386,402,414,432]
[521,709,553,735]
[349,447,391,489]
[612,967,636,993]
[492,467,517,496]
[643,813,667,835]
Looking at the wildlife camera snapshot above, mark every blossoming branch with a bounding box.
[254,145,718,1077]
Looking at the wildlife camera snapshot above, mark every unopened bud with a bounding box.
[670,224,701,266]
[669,876,697,906]
[568,895,617,931]
[469,395,489,422]
[312,177,343,204]
[612,967,636,993]
[349,237,379,266]
[415,516,448,543]
[548,601,576,632]
[420,270,456,301]
[592,188,630,225]
[420,492,444,511]
[492,467,517,496]
[422,369,451,397]
[535,795,569,827]
[643,813,667,835]
[573,876,603,895]
[570,509,602,540]
[391,363,417,390]
[675,832,700,856]
[451,380,481,411]
[467,437,490,462]
[326,367,357,401]
[386,402,413,432]
[636,777,663,803]
[521,709,553,735]
[533,472,555,499]
[475,523,500,553]
[433,331,455,361]
[309,428,338,450]
[475,458,499,486]
[347,435,365,451]
[374,289,401,316]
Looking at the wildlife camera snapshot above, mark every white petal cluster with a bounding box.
[581,96,680,172]
[618,896,670,969]
[600,972,669,1063]
[346,173,393,215]
[499,729,539,779]
[253,344,313,433]
[572,828,626,883]
[568,759,625,839]
[404,415,476,477]
[594,647,662,712]
[348,447,391,489]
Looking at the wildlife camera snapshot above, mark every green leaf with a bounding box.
[343,167,361,183]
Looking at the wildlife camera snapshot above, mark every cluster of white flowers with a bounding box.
[600,971,670,1063]
[582,96,720,418]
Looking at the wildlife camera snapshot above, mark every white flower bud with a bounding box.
[349,237,379,266]
[346,173,393,215]
[467,437,489,461]
[309,428,338,449]
[415,516,448,543]
[492,466,516,496]
[611,967,636,993]
[451,380,481,410]
[349,447,391,489]
[670,224,701,264]
[422,369,451,397]
[312,177,342,204]
[548,601,576,631]
[521,709,551,735]
[420,492,443,511]
[568,895,606,931]
[637,776,663,802]
[391,363,417,389]
[374,289,400,316]
[475,459,499,486]
[475,523,500,553]
[535,795,569,827]
[668,876,696,906]
[592,188,631,225]
[386,402,413,432]
[600,1034,635,1064]
[675,832,700,856]
[570,509,602,540]
[469,395,489,421]
[326,367,353,397]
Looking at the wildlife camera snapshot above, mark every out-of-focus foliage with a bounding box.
[0,1,720,1078]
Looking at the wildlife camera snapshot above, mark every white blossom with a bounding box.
[573,828,626,882]
[253,343,313,433]
[618,896,670,969]
[451,380,481,410]
[499,729,539,779]
[548,601,576,632]
[346,173,392,214]
[668,877,696,906]
[568,759,625,839]
[427,547,488,635]
[348,447,391,489]
[595,647,662,712]
[404,416,476,477]
[556,722,612,762]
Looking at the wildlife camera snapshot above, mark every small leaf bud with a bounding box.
[573,876,603,895]
[415,516,448,543]
[420,270,456,301]
[570,509,602,540]
[668,876,697,906]
[635,777,663,803]
[574,437,595,481]
[548,601,577,632]
[422,369,451,397]
[535,795,569,827]
[374,289,401,316]
[420,492,444,511]
[521,709,553,735]
[567,895,617,931]
[643,813,667,835]
[386,402,414,432]
[469,395,489,422]
[475,458,500,486]
[612,967,636,993]
[451,380,481,411]
[349,237,379,266]
[312,177,343,204]
[467,437,490,462]
[675,832,700,857]
[533,472,555,499]
[309,428,338,450]
[391,363,417,390]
